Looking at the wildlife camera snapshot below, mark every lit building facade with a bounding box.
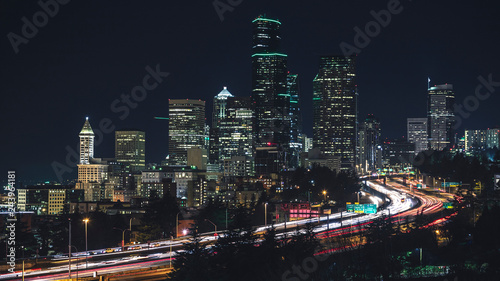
[381,140,415,170]
[223,156,255,177]
[219,97,254,165]
[212,87,234,128]
[17,185,75,215]
[465,129,500,151]
[168,99,206,166]
[287,73,303,169]
[428,84,455,151]
[407,118,429,154]
[79,117,94,164]
[252,16,290,172]
[358,115,382,174]
[115,130,146,172]
[313,56,357,170]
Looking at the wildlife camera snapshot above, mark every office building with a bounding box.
[287,73,303,169]
[382,140,415,170]
[212,87,234,128]
[428,84,455,151]
[168,99,206,166]
[115,130,146,172]
[219,97,254,164]
[17,185,76,215]
[465,129,500,151]
[358,115,382,173]
[313,56,357,170]
[252,16,290,171]
[407,118,429,154]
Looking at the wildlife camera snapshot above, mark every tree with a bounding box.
[168,230,211,281]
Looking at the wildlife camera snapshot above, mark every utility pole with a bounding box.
[170,236,173,269]
[68,218,71,279]
[21,246,24,281]
[264,203,268,227]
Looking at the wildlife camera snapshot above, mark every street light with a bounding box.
[68,218,72,279]
[113,227,128,252]
[264,203,268,227]
[205,219,217,236]
[83,218,89,269]
[170,236,173,269]
[322,190,327,202]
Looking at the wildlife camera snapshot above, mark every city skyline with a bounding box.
[2,0,500,182]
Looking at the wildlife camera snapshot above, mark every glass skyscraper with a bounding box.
[219,97,254,161]
[251,16,290,172]
[358,114,382,173]
[407,118,429,154]
[427,84,455,151]
[115,130,146,172]
[287,73,303,169]
[313,56,357,170]
[168,99,206,166]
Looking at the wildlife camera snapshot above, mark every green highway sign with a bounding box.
[354,204,364,213]
[346,202,354,212]
[441,182,460,188]
[364,204,378,214]
[346,203,378,214]
[443,202,453,209]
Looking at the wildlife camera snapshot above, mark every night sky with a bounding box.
[1,0,499,183]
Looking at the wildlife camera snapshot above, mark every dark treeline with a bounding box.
[167,208,318,281]
[415,149,500,190]
[167,195,500,280]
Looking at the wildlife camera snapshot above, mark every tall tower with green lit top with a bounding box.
[251,15,290,173]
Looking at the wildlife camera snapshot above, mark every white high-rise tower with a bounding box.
[79,117,95,164]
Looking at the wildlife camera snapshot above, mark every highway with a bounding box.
[2,178,451,280]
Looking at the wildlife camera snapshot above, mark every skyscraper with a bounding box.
[251,15,289,172]
[358,114,382,173]
[79,117,95,164]
[210,87,234,167]
[168,99,206,166]
[313,56,357,170]
[77,118,110,201]
[212,87,234,128]
[115,130,146,172]
[287,73,303,169]
[428,84,455,151]
[407,118,428,154]
[219,97,254,162]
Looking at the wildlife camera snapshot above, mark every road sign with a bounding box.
[443,202,453,209]
[495,175,500,190]
[364,204,378,214]
[441,182,460,187]
[346,203,354,212]
[354,204,364,213]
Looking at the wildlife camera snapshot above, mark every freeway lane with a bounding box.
[2,180,429,280]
